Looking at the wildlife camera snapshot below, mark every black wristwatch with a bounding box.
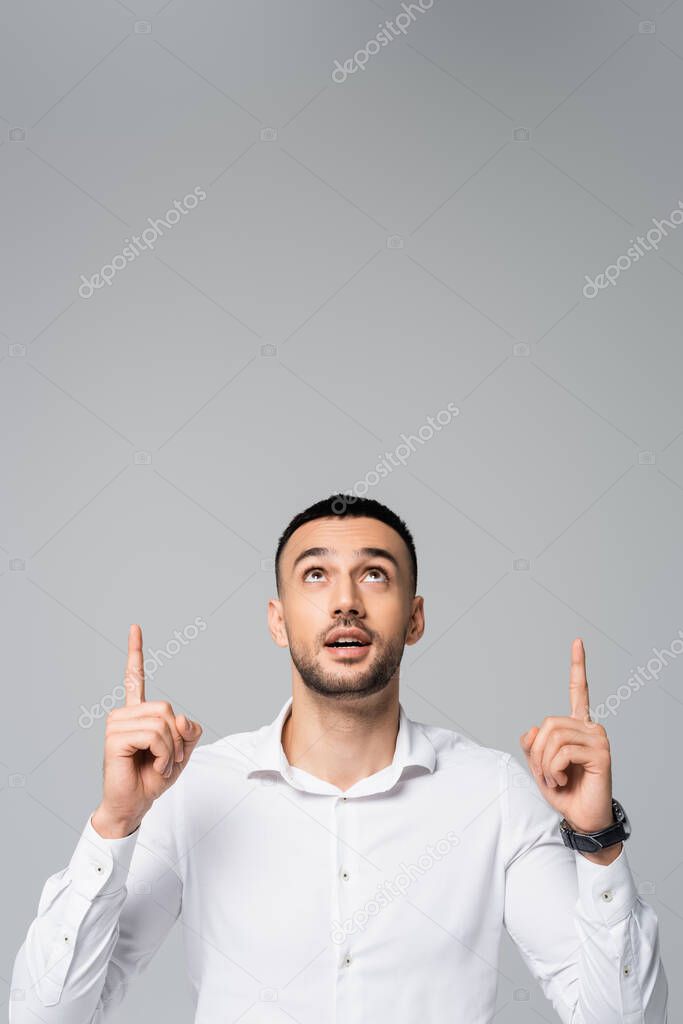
[559,799,631,853]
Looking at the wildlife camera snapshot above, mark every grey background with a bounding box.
[1,0,681,1020]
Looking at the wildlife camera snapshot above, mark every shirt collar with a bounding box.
[245,696,436,796]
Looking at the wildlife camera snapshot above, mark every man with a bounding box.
[10,494,668,1022]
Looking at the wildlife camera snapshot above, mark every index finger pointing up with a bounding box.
[569,637,591,723]
[125,623,145,706]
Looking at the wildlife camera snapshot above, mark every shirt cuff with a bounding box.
[67,813,141,899]
[574,841,639,928]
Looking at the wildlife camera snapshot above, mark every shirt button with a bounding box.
[343,954,352,967]
[601,890,614,902]
[623,965,631,976]
[341,796,348,802]
[341,869,350,881]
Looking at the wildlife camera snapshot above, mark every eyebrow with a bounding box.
[291,546,401,573]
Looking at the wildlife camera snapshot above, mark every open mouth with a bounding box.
[325,640,370,649]
[324,641,371,660]
[324,628,372,658]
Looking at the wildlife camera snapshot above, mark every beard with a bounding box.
[288,627,406,700]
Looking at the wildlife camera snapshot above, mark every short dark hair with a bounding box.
[275,493,418,596]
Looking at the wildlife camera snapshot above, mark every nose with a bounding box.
[329,574,365,619]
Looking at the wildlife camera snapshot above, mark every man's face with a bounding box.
[268,516,424,700]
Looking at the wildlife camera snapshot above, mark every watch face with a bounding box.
[613,800,631,838]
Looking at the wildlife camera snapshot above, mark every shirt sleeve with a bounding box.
[9,782,184,1023]
[500,752,669,1023]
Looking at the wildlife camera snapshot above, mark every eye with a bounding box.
[303,567,325,582]
[365,567,390,582]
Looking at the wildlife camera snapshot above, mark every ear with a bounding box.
[405,595,425,646]
[267,598,289,648]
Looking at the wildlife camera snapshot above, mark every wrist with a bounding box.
[563,808,616,834]
[92,805,143,839]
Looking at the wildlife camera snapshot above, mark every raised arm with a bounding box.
[503,639,668,1021]
[9,625,202,1022]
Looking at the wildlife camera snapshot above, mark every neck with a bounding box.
[281,678,401,791]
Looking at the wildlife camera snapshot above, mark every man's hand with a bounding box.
[91,624,202,838]
[519,638,621,864]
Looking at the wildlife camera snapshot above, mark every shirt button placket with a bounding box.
[335,793,355,1020]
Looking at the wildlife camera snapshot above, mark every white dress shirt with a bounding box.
[10,696,668,1023]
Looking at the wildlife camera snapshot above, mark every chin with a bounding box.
[300,670,393,700]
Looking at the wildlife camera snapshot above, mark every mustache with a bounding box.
[321,619,375,643]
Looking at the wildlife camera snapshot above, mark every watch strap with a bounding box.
[559,798,630,853]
